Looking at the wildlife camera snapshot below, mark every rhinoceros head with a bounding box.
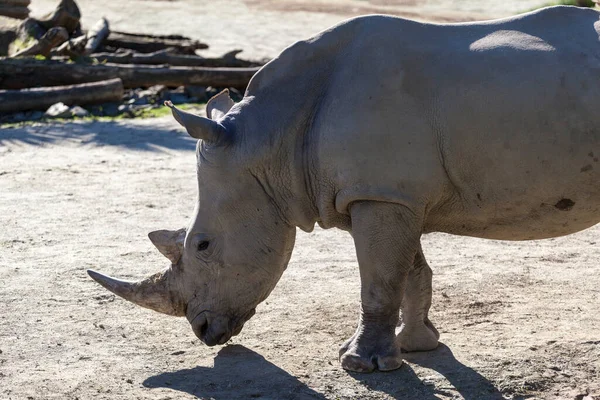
[88,90,297,346]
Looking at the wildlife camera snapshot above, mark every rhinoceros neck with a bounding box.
[234,95,321,232]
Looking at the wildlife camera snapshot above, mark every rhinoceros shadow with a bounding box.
[143,344,327,399]
[348,343,506,400]
[0,119,197,152]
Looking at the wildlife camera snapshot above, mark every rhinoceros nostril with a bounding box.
[199,321,208,337]
[191,313,208,340]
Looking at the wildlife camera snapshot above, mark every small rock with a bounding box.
[163,89,190,105]
[171,350,185,356]
[205,86,219,98]
[138,85,166,103]
[117,104,130,113]
[28,111,44,121]
[45,102,71,118]
[97,102,120,117]
[70,106,89,117]
[184,85,207,101]
[131,97,149,106]
[126,379,133,384]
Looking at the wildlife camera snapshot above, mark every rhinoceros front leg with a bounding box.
[396,244,440,352]
[339,201,422,373]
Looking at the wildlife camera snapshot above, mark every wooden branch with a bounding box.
[88,49,261,67]
[84,17,109,55]
[0,5,29,19]
[0,59,259,90]
[110,30,192,41]
[113,64,258,89]
[0,58,119,89]
[51,34,86,58]
[11,26,68,57]
[0,78,123,113]
[103,31,208,54]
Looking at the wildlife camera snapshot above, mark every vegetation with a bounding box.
[541,0,595,7]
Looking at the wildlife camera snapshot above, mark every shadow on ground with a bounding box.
[143,345,326,399]
[347,343,506,400]
[0,119,197,152]
[144,344,509,400]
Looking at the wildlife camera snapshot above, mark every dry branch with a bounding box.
[11,26,68,57]
[0,58,259,89]
[0,77,123,113]
[103,31,208,54]
[84,17,109,55]
[114,64,258,88]
[88,49,260,67]
[51,34,86,57]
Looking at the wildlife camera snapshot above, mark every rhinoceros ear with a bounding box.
[148,228,186,265]
[165,101,225,142]
[206,89,235,120]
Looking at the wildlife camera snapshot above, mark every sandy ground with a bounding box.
[2,1,600,399]
[1,116,599,400]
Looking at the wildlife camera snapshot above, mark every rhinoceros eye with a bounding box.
[197,241,210,251]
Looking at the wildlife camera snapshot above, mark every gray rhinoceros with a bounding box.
[89,5,600,372]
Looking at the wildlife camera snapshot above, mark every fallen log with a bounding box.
[11,26,68,57]
[0,58,119,89]
[0,77,123,113]
[110,30,193,42]
[103,31,208,54]
[114,64,258,88]
[84,17,109,55]
[52,17,109,57]
[0,5,29,19]
[88,49,260,67]
[51,33,86,57]
[3,0,30,6]
[0,58,259,89]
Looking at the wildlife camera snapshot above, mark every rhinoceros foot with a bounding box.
[339,331,403,373]
[395,318,439,352]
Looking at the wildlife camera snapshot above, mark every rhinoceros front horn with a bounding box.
[87,269,184,316]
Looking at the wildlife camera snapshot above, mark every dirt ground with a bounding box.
[2,1,600,399]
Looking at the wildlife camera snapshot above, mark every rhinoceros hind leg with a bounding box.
[339,201,423,373]
[396,245,439,352]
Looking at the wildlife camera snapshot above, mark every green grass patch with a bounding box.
[0,102,207,129]
[532,0,595,8]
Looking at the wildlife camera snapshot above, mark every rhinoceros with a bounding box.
[88,5,600,372]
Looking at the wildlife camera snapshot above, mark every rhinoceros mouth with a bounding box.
[190,308,256,346]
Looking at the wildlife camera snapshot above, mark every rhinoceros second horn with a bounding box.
[148,228,185,265]
[87,269,184,316]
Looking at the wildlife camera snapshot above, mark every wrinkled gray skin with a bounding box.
[89,6,600,373]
